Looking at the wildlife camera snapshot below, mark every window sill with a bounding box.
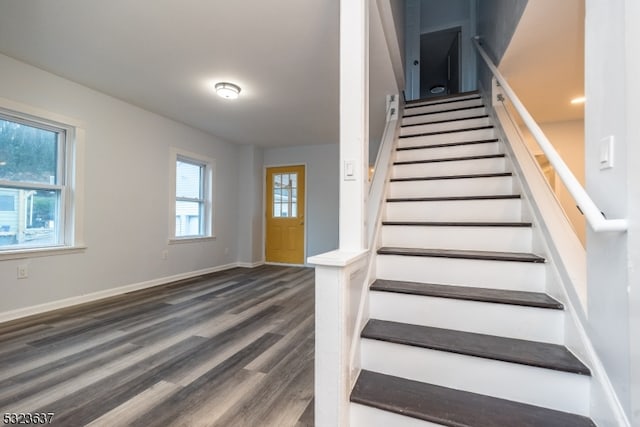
[0,245,87,261]
[168,236,216,245]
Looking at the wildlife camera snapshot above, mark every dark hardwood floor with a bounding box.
[0,265,315,426]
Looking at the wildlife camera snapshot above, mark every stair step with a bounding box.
[401,117,492,138]
[398,127,495,147]
[380,222,532,252]
[399,125,494,140]
[385,198,522,223]
[387,195,520,202]
[390,172,512,182]
[392,156,505,179]
[377,247,545,263]
[394,153,504,165]
[388,175,513,199]
[405,91,480,107]
[402,114,489,128]
[402,106,487,126]
[362,319,588,375]
[382,221,531,227]
[396,138,498,151]
[371,279,562,309]
[351,370,596,427]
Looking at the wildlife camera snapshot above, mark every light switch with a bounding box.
[599,136,614,170]
[344,160,356,181]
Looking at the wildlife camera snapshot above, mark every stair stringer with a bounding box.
[486,89,630,427]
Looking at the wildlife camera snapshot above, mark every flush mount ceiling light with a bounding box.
[214,82,241,100]
[571,96,586,104]
[430,85,446,94]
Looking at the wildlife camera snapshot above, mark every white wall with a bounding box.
[369,0,400,166]
[625,0,640,424]
[0,53,241,315]
[521,120,586,245]
[585,0,638,423]
[411,0,477,93]
[236,144,264,265]
[263,144,339,259]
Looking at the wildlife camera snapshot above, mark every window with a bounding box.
[171,150,213,240]
[0,111,73,251]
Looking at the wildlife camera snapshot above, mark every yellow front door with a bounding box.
[265,165,305,264]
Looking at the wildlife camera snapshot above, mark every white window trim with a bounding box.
[0,97,85,260]
[168,148,215,243]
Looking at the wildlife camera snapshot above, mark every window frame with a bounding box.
[0,102,84,258]
[169,148,215,243]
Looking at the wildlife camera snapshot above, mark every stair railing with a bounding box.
[472,37,627,233]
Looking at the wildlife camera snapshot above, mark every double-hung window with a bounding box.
[0,110,73,252]
[171,150,214,241]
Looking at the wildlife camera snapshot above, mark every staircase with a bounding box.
[349,92,596,426]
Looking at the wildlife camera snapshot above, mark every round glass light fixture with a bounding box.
[430,85,446,94]
[215,82,241,100]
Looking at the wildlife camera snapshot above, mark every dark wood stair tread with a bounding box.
[390,172,512,182]
[351,370,595,427]
[401,114,489,128]
[397,138,499,151]
[382,221,531,227]
[399,125,493,139]
[377,247,545,263]
[362,319,590,375]
[394,153,504,165]
[386,194,520,202]
[371,279,563,309]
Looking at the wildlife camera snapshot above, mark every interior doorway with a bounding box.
[420,27,461,98]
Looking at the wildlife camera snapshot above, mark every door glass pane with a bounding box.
[272,171,299,218]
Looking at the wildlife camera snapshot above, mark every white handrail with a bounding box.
[473,37,627,232]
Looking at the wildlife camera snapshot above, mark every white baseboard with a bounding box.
[0,262,242,325]
[237,260,265,268]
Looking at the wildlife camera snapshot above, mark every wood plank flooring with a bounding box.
[0,265,315,426]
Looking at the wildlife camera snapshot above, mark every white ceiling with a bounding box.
[499,0,585,124]
[0,1,340,147]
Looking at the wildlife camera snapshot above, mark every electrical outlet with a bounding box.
[224,247,229,255]
[17,265,28,279]
[161,249,168,260]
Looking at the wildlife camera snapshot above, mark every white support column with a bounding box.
[339,0,369,252]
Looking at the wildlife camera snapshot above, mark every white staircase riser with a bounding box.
[360,339,590,416]
[404,98,483,115]
[402,107,487,126]
[380,226,533,253]
[376,255,545,292]
[369,292,564,344]
[395,142,500,162]
[398,128,496,148]
[351,403,442,427]
[385,199,522,222]
[392,158,506,178]
[388,176,513,198]
[401,117,492,137]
